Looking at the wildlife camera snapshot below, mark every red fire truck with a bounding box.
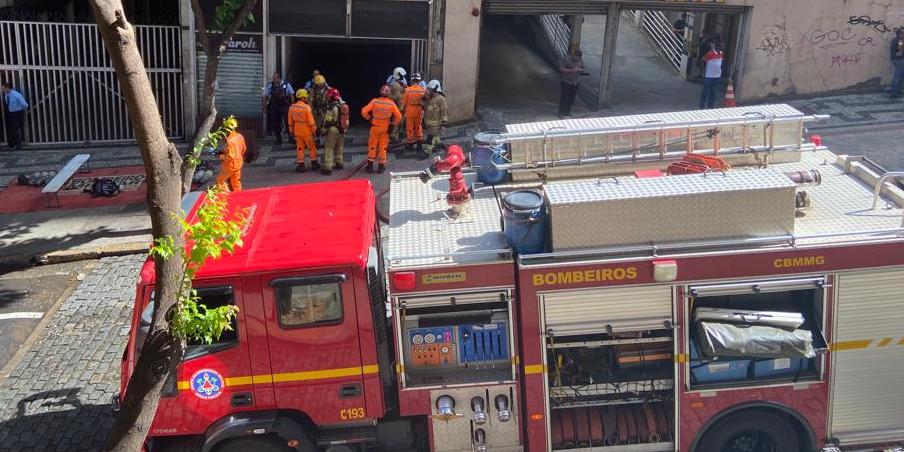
[121,104,904,452]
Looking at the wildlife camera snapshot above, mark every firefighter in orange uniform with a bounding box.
[215,116,245,192]
[361,84,402,174]
[402,72,427,156]
[288,89,318,173]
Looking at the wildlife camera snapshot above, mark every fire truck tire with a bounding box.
[695,410,800,452]
[214,434,308,452]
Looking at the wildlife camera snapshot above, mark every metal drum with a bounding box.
[471,132,508,185]
[502,190,548,255]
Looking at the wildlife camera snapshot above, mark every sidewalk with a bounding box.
[0,255,143,452]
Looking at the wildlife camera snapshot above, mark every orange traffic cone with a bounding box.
[724,79,737,107]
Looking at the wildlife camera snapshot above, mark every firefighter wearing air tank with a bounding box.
[388,67,407,142]
[421,79,448,159]
[215,117,246,192]
[288,89,319,173]
[309,74,330,136]
[361,84,401,174]
[402,72,427,156]
[320,88,349,175]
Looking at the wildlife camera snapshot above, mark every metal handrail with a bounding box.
[870,172,904,209]
[494,114,829,144]
[632,10,683,72]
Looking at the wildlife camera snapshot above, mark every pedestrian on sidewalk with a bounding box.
[288,89,319,173]
[320,88,349,175]
[264,72,293,145]
[889,27,904,99]
[215,117,246,192]
[558,48,584,118]
[699,38,724,109]
[3,81,28,151]
[672,13,688,44]
[361,84,402,174]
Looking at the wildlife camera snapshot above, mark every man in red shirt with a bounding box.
[699,37,724,109]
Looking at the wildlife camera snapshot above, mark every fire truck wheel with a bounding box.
[695,410,800,452]
[214,434,309,452]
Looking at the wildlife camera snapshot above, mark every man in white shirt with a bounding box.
[699,38,723,109]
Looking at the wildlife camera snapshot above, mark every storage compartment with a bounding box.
[546,329,675,451]
[398,292,514,388]
[688,277,827,389]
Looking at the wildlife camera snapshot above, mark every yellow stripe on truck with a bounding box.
[524,364,546,375]
[177,364,379,391]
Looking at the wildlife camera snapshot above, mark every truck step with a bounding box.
[316,426,378,446]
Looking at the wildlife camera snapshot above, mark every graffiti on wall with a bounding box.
[830,53,862,68]
[756,25,791,57]
[847,15,892,34]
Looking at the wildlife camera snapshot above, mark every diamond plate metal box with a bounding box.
[545,169,797,251]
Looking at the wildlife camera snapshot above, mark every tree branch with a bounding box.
[188,0,212,55]
[216,0,259,57]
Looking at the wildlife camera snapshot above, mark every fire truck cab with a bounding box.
[123,104,904,452]
[122,180,416,451]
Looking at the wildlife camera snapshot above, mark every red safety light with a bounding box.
[392,272,417,291]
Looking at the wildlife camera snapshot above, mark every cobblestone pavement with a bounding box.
[0,255,144,452]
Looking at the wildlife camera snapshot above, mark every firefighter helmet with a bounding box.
[296,89,308,99]
[393,67,407,79]
[411,72,422,82]
[314,74,326,86]
[427,79,442,92]
[327,87,341,102]
[222,115,238,131]
[380,84,391,96]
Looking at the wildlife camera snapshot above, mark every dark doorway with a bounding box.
[286,38,411,126]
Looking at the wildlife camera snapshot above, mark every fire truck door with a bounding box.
[153,282,256,435]
[261,272,368,425]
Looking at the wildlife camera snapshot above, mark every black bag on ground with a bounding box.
[86,178,121,197]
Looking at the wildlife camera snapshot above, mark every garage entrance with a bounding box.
[478,1,748,114]
[284,38,411,126]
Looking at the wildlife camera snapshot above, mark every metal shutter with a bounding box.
[197,52,263,118]
[543,285,672,335]
[483,1,609,15]
[830,267,904,444]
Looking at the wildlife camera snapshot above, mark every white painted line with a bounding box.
[0,312,44,320]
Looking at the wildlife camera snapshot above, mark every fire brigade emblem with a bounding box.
[190,369,225,400]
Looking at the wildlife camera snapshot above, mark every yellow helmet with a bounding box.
[314,74,326,86]
[296,89,308,99]
[222,116,238,131]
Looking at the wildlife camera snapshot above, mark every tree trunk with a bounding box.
[88,1,186,450]
[180,54,220,194]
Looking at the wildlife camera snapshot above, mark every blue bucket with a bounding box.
[471,132,508,185]
[502,190,548,255]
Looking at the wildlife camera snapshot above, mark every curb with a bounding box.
[0,240,149,272]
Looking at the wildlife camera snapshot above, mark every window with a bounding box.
[274,278,344,328]
[138,286,238,360]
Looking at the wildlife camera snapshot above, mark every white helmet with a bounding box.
[393,67,407,79]
[427,79,442,92]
